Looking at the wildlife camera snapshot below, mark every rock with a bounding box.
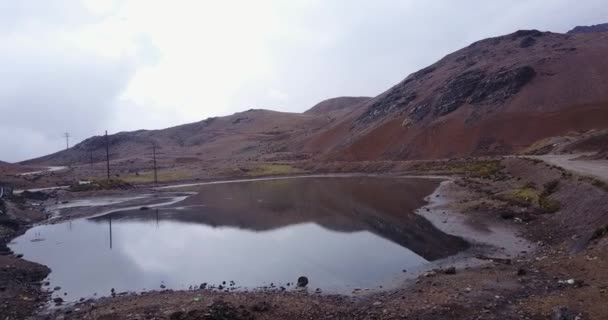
[499,210,515,220]
[468,66,536,105]
[251,301,270,312]
[160,284,166,289]
[53,286,61,291]
[443,266,457,275]
[199,283,207,289]
[53,297,64,304]
[373,301,382,306]
[551,306,581,320]
[297,276,309,287]
[433,69,486,116]
[517,268,526,276]
[139,206,150,211]
[22,190,49,201]
[15,253,23,258]
[520,36,537,48]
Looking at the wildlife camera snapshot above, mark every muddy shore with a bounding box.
[1,156,607,319]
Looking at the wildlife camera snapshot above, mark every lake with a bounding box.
[9,176,468,302]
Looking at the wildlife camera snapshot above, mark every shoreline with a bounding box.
[10,175,516,310]
[1,156,607,319]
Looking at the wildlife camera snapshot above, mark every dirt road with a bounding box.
[531,154,608,183]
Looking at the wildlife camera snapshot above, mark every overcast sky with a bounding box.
[1,0,607,162]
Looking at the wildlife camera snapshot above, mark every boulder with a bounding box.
[297,276,309,287]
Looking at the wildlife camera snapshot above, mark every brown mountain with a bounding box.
[304,28,608,160]
[23,26,608,166]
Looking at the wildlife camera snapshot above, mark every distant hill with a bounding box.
[24,26,608,165]
[304,97,370,115]
[22,109,339,166]
[568,23,608,34]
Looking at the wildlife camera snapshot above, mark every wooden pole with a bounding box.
[105,131,110,181]
[153,145,158,184]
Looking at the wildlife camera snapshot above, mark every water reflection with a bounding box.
[11,177,468,302]
[95,177,468,260]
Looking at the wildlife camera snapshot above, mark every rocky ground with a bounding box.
[1,155,607,319]
[0,199,50,319]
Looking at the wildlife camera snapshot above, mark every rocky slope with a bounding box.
[306,28,608,160]
[23,25,608,166]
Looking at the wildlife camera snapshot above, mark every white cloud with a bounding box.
[1,0,608,161]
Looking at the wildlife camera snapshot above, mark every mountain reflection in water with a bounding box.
[93,177,468,260]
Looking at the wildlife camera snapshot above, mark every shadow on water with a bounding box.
[93,177,468,261]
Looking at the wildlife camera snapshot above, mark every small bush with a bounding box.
[591,178,608,192]
[543,179,560,195]
[539,195,561,213]
[500,187,540,206]
[69,179,133,192]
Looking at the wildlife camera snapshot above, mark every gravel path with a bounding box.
[532,154,608,182]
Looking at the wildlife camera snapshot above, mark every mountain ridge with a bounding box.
[22,26,608,166]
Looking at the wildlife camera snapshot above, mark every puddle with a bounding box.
[10,176,469,302]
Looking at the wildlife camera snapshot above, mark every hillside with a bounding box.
[22,109,337,166]
[305,28,608,160]
[24,25,608,166]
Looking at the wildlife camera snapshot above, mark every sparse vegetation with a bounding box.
[69,179,133,192]
[414,159,506,180]
[120,170,190,184]
[538,196,561,213]
[590,178,608,191]
[247,164,305,177]
[591,225,608,241]
[542,179,560,195]
[499,179,561,212]
[500,186,540,206]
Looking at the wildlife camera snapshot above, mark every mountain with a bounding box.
[23,26,608,166]
[22,109,337,166]
[304,28,608,160]
[304,97,371,115]
[568,23,608,34]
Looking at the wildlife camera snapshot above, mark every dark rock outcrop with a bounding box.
[469,66,536,105]
[430,66,535,117]
[433,69,486,116]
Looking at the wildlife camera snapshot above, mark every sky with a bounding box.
[1,0,607,162]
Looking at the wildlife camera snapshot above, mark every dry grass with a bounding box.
[246,164,305,177]
[119,169,191,184]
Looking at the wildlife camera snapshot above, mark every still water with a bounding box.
[10,177,468,302]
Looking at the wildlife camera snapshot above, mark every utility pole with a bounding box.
[105,131,110,182]
[146,143,164,185]
[152,144,158,184]
[63,132,71,150]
